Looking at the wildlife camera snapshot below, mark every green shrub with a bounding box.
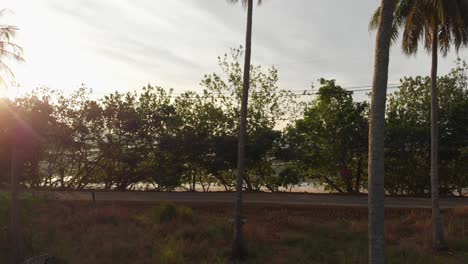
[136,203,194,225]
[159,238,184,264]
[0,191,49,262]
[0,192,47,227]
[205,218,231,241]
[156,203,178,222]
[177,205,194,222]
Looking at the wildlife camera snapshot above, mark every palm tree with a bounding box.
[368,0,396,263]
[1,10,23,263]
[0,9,24,88]
[370,0,468,251]
[227,0,262,260]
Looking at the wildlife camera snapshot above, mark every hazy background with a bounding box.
[2,0,467,99]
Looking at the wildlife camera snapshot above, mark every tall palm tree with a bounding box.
[0,9,24,88]
[370,0,468,251]
[368,0,396,263]
[1,9,24,263]
[228,0,262,260]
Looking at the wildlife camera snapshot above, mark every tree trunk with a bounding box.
[10,146,22,264]
[243,172,253,191]
[59,167,65,188]
[430,24,447,251]
[368,0,395,263]
[232,0,253,260]
[345,177,353,193]
[355,155,363,193]
[323,176,345,193]
[215,173,231,191]
[192,170,196,192]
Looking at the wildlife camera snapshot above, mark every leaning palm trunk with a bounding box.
[232,0,253,260]
[368,0,395,263]
[430,23,447,251]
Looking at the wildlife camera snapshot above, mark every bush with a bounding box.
[0,192,47,227]
[136,203,194,225]
[205,218,231,241]
[159,238,184,264]
[157,203,178,222]
[0,191,49,261]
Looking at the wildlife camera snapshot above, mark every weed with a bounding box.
[159,238,184,264]
[136,202,194,225]
[205,217,231,241]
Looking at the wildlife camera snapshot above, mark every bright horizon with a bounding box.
[2,0,467,100]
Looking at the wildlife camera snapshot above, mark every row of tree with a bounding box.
[0,50,466,196]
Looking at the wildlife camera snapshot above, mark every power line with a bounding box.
[288,85,400,93]
[165,86,400,98]
[82,83,402,98]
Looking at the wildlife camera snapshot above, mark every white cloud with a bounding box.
[2,0,467,100]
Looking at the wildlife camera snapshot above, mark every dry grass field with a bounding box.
[1,195,467,263]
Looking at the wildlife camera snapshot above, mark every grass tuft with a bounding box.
[135,202,194,225]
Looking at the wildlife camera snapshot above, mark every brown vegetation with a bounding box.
[1,200,467,263]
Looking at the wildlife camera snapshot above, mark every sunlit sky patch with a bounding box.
[2,0,467,101]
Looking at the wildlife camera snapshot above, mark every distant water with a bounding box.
[43,178,468,196]
[115,181,329,193]
[52,174,329,192]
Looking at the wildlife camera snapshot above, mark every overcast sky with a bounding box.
[2,0,467,100]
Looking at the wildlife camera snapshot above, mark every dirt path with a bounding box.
[41,191,468,208]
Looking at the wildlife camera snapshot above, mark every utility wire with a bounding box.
[165,86,400,98]
[86,84,402,97]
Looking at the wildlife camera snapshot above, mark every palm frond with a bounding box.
[402,2,424,54]
[0,47,24,62]
[0,9,12,17]
[448,0,468,52]
[0,15,24,82]
[0,59,14,79]
[0,26,19,42]
[372,0,468,56]
[227,0,262,8]
[0,75,6,88]
[369,1,416,46]
[439,25,451,56]
[369,7,381,31]
[0,41,24,56]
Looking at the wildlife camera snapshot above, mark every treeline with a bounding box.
[281,60,468,196]
[0,51,467,195]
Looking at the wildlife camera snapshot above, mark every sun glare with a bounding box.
[1,87,7,99]
[0,84,20,99]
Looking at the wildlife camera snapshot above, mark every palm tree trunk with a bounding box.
[430,24,447,251]
[368,0,395,263]
[232,0,253,260]
[10,146,22,264]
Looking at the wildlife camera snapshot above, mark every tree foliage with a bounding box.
[0,55,466,196]
[386,59,468,195]
[281,79,369,193]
